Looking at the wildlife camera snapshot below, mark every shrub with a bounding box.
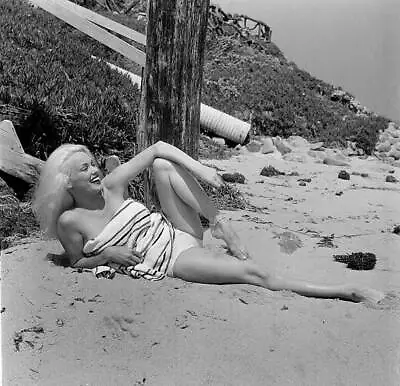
[0,0,140,158]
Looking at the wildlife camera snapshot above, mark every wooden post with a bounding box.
[137,0,210,205]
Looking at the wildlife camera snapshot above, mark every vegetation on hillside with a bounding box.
[0,0,390,160]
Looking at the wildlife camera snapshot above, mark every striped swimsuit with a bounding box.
[83,199,175,281]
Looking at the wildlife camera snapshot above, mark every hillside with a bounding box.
[0,0,391,159]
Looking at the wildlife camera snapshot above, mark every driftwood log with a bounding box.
[0,120,44,186]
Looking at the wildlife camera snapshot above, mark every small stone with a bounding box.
[388,170,395,174]
[361,173,369,178]
[288,171,300,176]
[287,136,309,148]
[323,157,350,167]
[309,141,324,150]
[298,181,307,186]
[246,140,262,152]
[298,178,311,183]
[260,165,285,177]
[308,150,327,160]
[388,148,400,160]
[386,175,398,183]
[273,138,292,155]
[211,137,226,146]
[335,191,343,196]
[222,172,246,184]
[261,137,275,154]
[283,153,309,163]
[393,225,400,235]
[56,319,64,327]
[375,141,391,152]
[338,170,350,180]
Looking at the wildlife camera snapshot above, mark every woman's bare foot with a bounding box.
[349,287,385,304]
[200,165,225,189]
[210,218,250,260]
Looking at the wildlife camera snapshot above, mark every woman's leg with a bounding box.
[173,247,384,304]
[152,158,249,258]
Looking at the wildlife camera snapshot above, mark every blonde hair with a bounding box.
[33,144,92,239]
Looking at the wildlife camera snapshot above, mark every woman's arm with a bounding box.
[103,141,223,194]
[57,211,143,269]
[57,211,108,269]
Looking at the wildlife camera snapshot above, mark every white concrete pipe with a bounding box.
[93,57,251,144]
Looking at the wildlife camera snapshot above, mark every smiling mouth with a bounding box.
[90,176,101,184]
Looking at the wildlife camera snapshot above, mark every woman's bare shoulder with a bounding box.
[57,208,82,231]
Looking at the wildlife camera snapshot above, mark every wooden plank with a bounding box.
[0,145,44,185]
[56,0,146,45]
[0,120,24,154]
[31,0,146,67]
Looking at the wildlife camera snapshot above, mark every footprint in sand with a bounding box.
[371,292,400,310]
[273,231,303,254]
[104,315,139,338]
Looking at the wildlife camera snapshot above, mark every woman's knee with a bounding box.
[152,158,175,174]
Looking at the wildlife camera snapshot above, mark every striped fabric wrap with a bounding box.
[82,198,175,281]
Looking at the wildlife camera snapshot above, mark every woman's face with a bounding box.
[66,151,104,196]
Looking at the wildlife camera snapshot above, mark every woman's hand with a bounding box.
[104,246,143,267]
[199,164,225,189]
[155,141,225,189]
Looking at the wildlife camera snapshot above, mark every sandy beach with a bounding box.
[2,142,400,385]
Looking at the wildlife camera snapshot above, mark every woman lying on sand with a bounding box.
[33,141,383,304]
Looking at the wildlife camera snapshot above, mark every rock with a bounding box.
[378,132,391,142]
[351,172,369,178]
[222,172,246,184]
[288,171,299,176]
[376,141,392,152]
[392,160,400,168]
[387,148,400,160]
[260,165,285,177]
[308,150,326,161]
[273,138,292,155]
[323,157,350,167]
[211,137,226,146]
[309,141,324,151]
[388,128,400,138]
[298,178,311,183]
[298,181,307,186]
[282,153,309,163]
[246,140,262,152]
[386,175,398,183]
[335,191,343,196]
[287,136,309,148]
[393,225,400,235]
[389,137,400,145]
[338,170,350,180]
[260,137,275,154]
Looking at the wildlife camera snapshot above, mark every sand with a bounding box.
[2,145,400,385]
